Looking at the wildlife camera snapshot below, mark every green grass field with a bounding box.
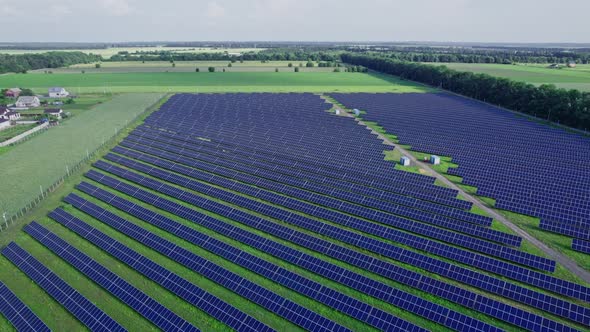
[0,93,163,220]
[424,62,590,91]
[0,47,263,58]
[0,71,430,93]
[32,61,338,74]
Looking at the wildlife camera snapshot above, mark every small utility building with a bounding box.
[48,87,69,98]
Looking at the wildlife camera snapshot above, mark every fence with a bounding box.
[0,122,49,147]
[0,95,166,232]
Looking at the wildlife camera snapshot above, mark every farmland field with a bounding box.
[32,61,339,73]
[424,62,590,91]
[0,47,263,58]
[0,71,430,93]
[0,93,163,220]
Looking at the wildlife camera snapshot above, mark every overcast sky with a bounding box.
[2,0,588,43]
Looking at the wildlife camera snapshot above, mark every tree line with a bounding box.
[109,50,341,62]
[341,53,590,131]
[0,52,102,74]
[347,47,590,64]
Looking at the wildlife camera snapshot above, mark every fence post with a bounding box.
[3,212,7,229]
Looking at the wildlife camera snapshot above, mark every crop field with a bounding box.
[31,61,338,73]
[0,47,263,58]
[424,62,590,91]
[0,93,163,221]
[0,71,429,93]
[0,93,589,332]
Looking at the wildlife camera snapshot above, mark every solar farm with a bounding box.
[0,89,588,332]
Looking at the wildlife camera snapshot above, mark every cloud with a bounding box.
[97,0,133,16]
[206,1,226,18]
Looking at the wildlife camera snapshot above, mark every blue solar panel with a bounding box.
[0,281,50,332]
[45,209,274,332]
[329,92,590,245]
[62,194,354,332]
[75,176,586,330]
[23,222,200,332]
[1,242,126,331]
[572,239,590,254]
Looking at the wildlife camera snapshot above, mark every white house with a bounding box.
[44,108,64,119]
[48,87,69,98]
[15,96,41,108]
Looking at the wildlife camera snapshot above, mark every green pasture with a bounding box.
[0,72,430,93]
[424,62,590,91]
[0,93,163,219]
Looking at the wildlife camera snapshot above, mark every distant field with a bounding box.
[0,93,162,218]
[0,72,430,93]
[32,61,337,73]
[0,47,263,58]
[424,63,590,91]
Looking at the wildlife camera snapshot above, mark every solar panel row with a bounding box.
[329,93,590,243]
[124,130,490,225]
[65,192,450,332]
[23,222,200,332]
[102,148,557,275]
[108,145,527,263]
[1,243,126,332]
[572,239,590,254]
[46,209,275,332]
[0,281,50,332]
[82,169,590,328]
[94,154,582,306]
[63,194,354,332]
[129,127,469,210]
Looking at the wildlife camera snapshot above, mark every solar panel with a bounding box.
[0,281,50,332]
[572,239,590,254]
[329,92,590,245]
[44,210,274,332]
[1,242,126,331]
[75,178,586,330]
[62,194,353,332]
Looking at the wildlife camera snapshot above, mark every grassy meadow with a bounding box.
[424,62,590,91]
[0,71,430,93]
[0,93,163,220]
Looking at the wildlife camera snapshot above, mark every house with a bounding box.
[4,88,22,98]
[15,96,40,108]
[567,61,577,68]
[2,111,20,121]
[48,87,69,98]
[0,119,10,131]
[44,108,64,119]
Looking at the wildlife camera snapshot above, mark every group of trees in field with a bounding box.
[0,52,102,74]
[109,50,341,63]
[347,47,590,64]
[341,53,590,130]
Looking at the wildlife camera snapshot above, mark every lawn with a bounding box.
[0,93,163,221]
[0,72,430,93]
[424,62,590,91]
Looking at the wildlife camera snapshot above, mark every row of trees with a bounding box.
[347,47,590,64]
[341,53,590,130]
[0,52,102,74]
[109,50,341,63]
